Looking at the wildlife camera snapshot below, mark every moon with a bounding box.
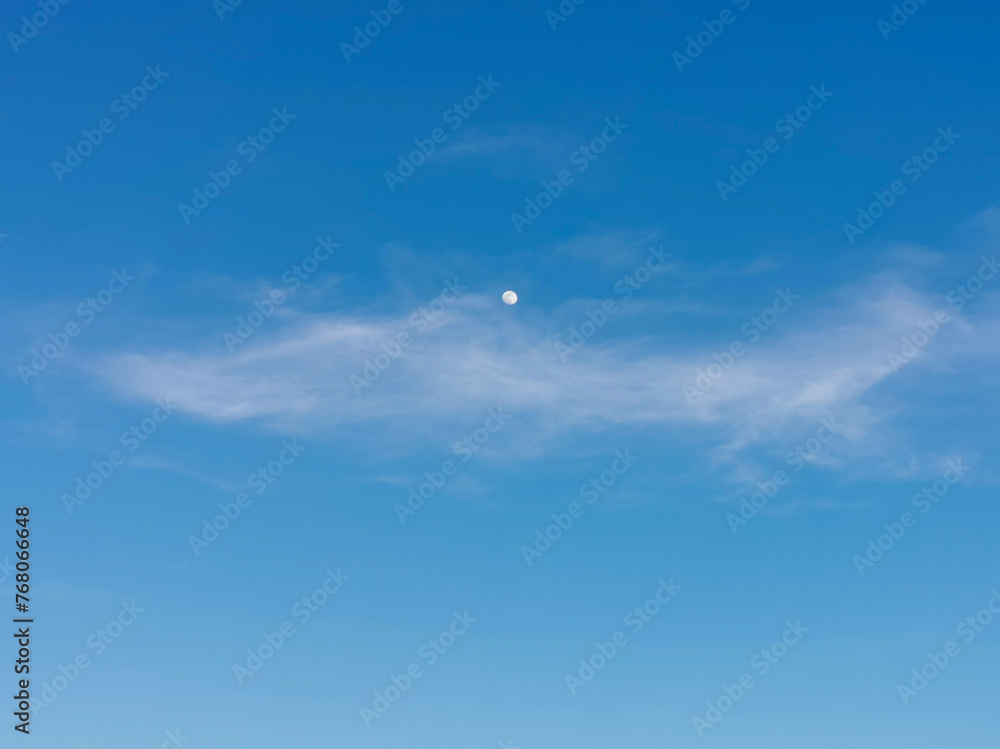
[502,290,518,305]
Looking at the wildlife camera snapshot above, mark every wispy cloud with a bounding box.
[758,497,871,518]
[435,130,550,159]
[549,229,662,267]
[81,253,1000,477]
[128,455,241,493]
[432,125,577,175]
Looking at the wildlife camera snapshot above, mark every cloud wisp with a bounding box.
[84,259,1000,465]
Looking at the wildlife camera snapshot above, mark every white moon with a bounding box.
[502,290,518,305]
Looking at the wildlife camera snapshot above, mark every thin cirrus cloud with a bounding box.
[432,125,577,172]
[548,228,663,267]
[435,131,550,158]
[83,246,1000,471]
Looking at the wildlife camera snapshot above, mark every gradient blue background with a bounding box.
[2,0,999,746]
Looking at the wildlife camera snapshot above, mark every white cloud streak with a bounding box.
[86,264,1000,464]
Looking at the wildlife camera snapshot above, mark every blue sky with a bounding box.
[2,0,1000,746]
